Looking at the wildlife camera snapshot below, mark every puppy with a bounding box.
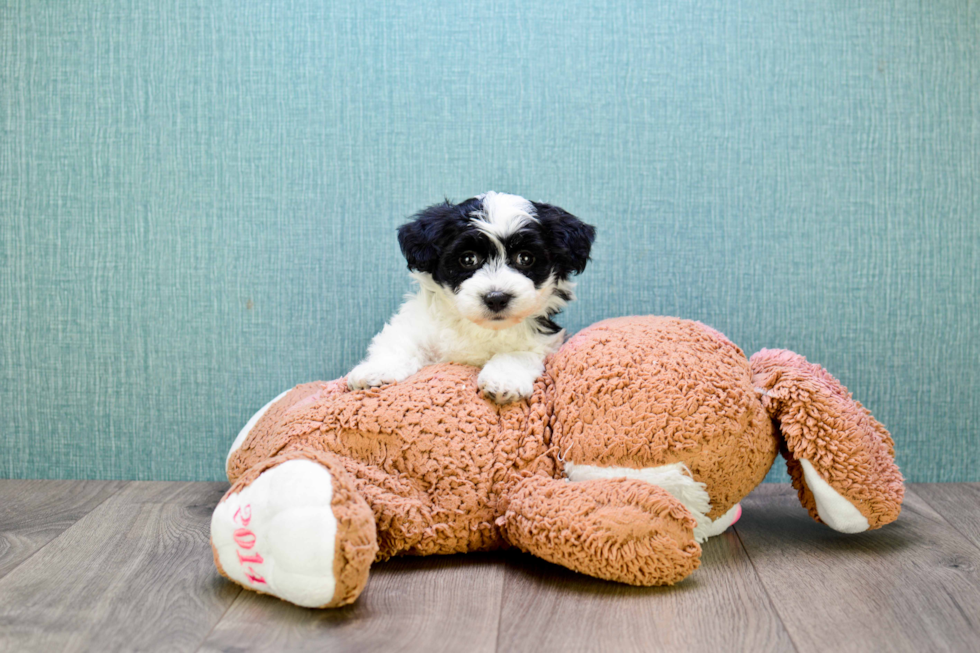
[347,191,596,403]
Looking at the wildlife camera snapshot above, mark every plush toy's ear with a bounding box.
[532,202,596,278]
[750,349,904,532]
[397,201,463,273]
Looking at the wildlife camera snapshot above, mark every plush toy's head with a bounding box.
[547,316,902,537]
[545,317,777,538]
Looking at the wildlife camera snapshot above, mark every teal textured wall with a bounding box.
[1,1,977,482]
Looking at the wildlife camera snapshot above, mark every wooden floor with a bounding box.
[0,482,978,652]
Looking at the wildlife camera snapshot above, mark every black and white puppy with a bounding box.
[347,191,596,403]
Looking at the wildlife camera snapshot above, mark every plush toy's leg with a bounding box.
[498,474,702,586]
[225,380,348,483]
[211,451,378,608]
[225,389,291,471]
[751,349,904,532]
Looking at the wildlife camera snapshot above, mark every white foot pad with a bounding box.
[800,459,870,533]
[211,459,339,607]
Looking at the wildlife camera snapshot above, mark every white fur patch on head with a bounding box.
[211,459,339,608]
[563,461,737,543]
[471,191,537,240]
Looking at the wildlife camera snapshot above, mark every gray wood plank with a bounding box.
[914,483,980,552]
[0,481,240,653]
[0,479,127,579]
[199,552,504,653]
[496,530,795,653]
[735,484,980,653]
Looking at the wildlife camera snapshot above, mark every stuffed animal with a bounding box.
[211,316,903,608]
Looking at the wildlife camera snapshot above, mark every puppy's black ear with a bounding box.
[397,201,462,273]
[532,202,596,277]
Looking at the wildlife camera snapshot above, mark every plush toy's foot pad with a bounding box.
[211,456,377,608]
[751,349,904,531]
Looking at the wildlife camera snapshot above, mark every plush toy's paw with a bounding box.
[347,359,417,390]
[211,457,377,608]
[500,475,702,586]
[477,352,542,404]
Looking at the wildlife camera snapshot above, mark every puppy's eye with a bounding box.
[459,252,481,269]
[515,251,535,268]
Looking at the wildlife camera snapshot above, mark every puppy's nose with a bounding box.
[483,291,513,313]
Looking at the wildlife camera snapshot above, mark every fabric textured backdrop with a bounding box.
[1,1,977,482]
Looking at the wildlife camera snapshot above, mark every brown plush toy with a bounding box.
[211,316,904,608]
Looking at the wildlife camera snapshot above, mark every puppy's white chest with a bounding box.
[426,325,525,367]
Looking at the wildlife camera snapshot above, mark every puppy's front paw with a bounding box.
[477,362,537,404]
[346,360,417,390]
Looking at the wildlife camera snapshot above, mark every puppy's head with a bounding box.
[397,192,596,331]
